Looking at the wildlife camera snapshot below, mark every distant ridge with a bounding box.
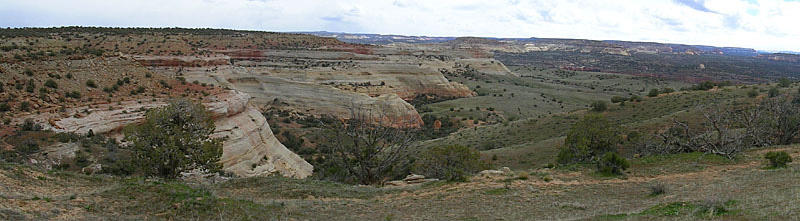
[301,31,799,57]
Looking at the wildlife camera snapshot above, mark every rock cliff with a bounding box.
[35,90,313,178]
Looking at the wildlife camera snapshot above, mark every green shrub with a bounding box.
[649,183,666,196]
[768,87,780,98]
[590,100,607,112]
[778,77,791,88]
[747,89,758,98]
[44,79,58,88]
[416,144,487,182]
[0,103,8,112]
[764,151,792,168]
[66,91,81,99]
[630,95,643,102]
[610,96,626,103]
[123,99,223,179]
[25,79,35,93]
[596,152,629,175]
[20,101,31,112]
[85,80,97,88]
[21,118,42,131]
[648,89,660,97]
[557,114,623,164]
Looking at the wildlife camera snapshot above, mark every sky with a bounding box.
[1,0,799,51]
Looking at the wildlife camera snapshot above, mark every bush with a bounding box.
[596,152,629,175]
[610,96,626,103]
[25,80,35,93]
[661,88,675,94]
[123,99,223,179]
[764,151,792,168]
[768,87,780,98]
[0,103,8,112]
[557,114,623,164]
[44,79,58,88]
[649,183,666,196]
[629,95,643,102]
[590,101,607,112]
[747,89,758,98]
[648,89,660,97]
[21,118,42,131]
[416,145,487,182]
[778,77,791,88]
[15,139,39,154]
[86,80,97,88]
[66,91,81,99]
[20,101,31,112]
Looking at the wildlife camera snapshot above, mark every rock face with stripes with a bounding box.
[38,90,313,178]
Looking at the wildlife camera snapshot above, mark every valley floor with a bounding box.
[2,145,799,220]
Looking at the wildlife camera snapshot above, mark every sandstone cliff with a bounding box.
[34,90,313,178]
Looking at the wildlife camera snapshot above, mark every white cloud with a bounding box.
[0,0,797,51]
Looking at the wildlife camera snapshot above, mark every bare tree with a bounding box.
[636,93,800,159]
[760,95,800,145]
[733,101,772,147]
[319,102,419,185]
[696,105,744,158]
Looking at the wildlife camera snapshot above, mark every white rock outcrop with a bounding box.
[41,90,313,178]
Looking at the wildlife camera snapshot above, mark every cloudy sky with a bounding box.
[1,0,798,51]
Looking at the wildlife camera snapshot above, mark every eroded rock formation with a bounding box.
[35,90,313,178]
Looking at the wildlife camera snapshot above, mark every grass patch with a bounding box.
[484,187,510,195]
[631,152,732,176]
[96,178,284,220]
[218,176,396,200]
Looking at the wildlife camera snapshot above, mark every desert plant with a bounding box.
[25,79,35,93]
[557,114,623,164]
[747,89,758,98]
[20,101,31,112]
[768,87,780,98]
[649,183,666,196]
[123,99,223,179]
[610,96,626,103]
[44,79,58,88]
[319,102,419,185]
[21,118,41,131]
[416,144,487,182]
[764,151,792,168]
[86,80,97,88]
[648,88,660,97]
[590,101,607,112]
[596,152,629,175]
[778,77,791,88]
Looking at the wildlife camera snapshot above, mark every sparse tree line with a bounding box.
[314,102,487,185]
[635,92,800,159]
[559,87,800,175]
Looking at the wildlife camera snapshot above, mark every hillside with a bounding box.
[2,144,799,220]
[3,27,800,221]
[308,32,800,83]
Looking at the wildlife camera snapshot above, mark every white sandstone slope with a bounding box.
[209,92,313,178]
[38,90,313,178]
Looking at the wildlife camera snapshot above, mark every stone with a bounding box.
[403,174,425,181]
[478,170,505,176]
